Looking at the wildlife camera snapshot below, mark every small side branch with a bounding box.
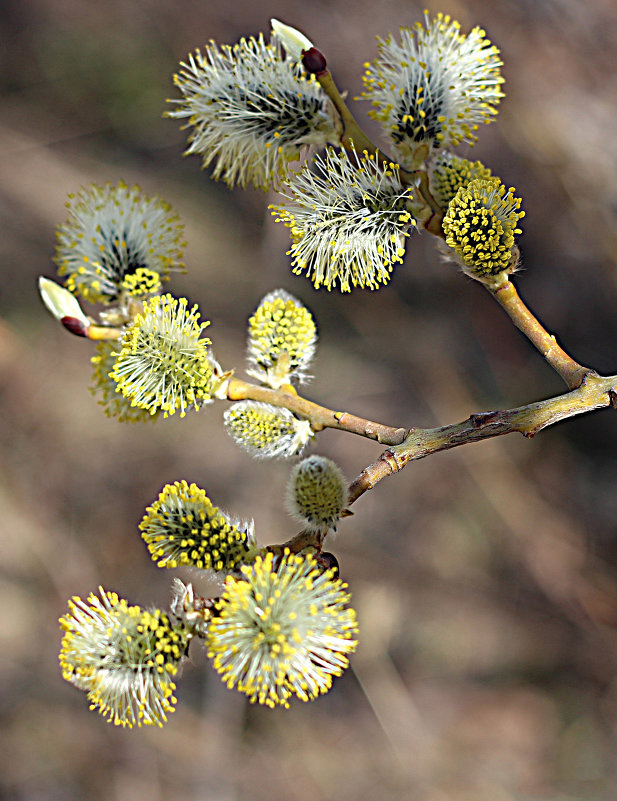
[311,64,441,223]
[489,279,594,390]
[226,377,408,445]
[314,69,382,158]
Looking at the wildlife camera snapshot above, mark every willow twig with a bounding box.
[489,279,594,389]
[308,60,441,221]
[314,69,381,158]
[226,377,408,445]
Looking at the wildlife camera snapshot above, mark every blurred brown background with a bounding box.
[2,1,617,799]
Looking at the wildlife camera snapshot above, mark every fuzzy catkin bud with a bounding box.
[91,341,156,423]
[109,294,214,418]
[140,480,256,573]
[247,289,317,388]
[167,34,337,190]
[360,13,504,166]
[54,181,183,303]
[430,152,493,209]
[224,401,314,459]
[59,588,190,728]
[442,177,524,281]
[206,549,358,708]
[286,455,348,532]
[271,147,415,292]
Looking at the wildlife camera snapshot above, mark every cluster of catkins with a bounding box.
[42,11,525,726]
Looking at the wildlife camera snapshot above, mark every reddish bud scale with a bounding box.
[317,552,340,576]
[302,47,327,75]
[61,316,88,337]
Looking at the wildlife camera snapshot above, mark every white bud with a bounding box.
[270,19,314,60]
[38,276,90,327]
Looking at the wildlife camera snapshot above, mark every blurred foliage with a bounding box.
[34,29,169,147]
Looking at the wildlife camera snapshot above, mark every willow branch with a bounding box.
[488,279,594,390]
[232,371,617,554]
[226,377,408,445]
[228,370,617,465]
[346,371,617,507]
